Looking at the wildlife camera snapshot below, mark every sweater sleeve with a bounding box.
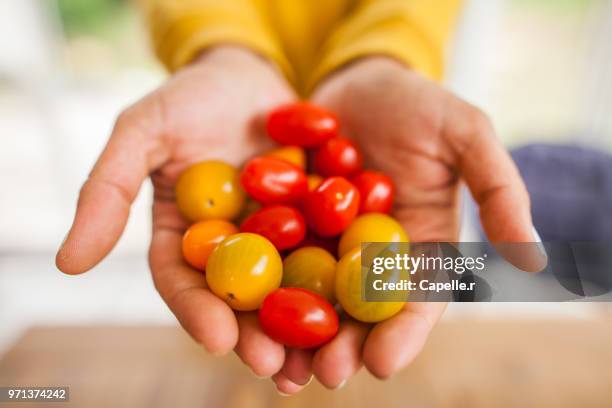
[139,0,295,82]
[306,0,463,92]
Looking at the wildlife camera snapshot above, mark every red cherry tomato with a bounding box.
[351,171,395,214]
[312,137,363,177]
[259,288,339,348]
[266,102,339,148]
[240,205,306,251]
[303,177,360,237]
[240,157,308,205]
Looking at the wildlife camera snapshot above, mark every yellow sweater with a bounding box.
[140,0,462,95]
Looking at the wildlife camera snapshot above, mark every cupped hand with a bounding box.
[55,46,305,381]
[268,57,546,392]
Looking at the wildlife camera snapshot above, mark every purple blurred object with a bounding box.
[511,144,612,241]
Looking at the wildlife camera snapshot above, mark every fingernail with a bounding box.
[333,379,347,390]
[252,372,269,380]
[277,390,291,397]
[532,226,542,243]
[531,226,547,258]
[290,373,314,386]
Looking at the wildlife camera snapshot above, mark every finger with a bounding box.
[150,227,239,355]
[281,348,314,386]
[363,302,446,379]
[56,98,170,274]
[447,102,546,272]
[312,319,369,389]
[271,372,305,396]
[234,312,285,378]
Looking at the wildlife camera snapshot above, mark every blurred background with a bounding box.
[1,0,611,406]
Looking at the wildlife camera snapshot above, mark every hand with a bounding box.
[55,46,307,382]
[269,57,546,392]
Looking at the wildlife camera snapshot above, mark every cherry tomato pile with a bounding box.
[176,102,409,349]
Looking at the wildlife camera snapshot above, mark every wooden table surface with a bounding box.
[1,320,612,408]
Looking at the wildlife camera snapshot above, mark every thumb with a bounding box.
[56,97,170,274]
[449,104,547,272]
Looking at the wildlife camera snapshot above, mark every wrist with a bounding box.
[192,45,275,71]
[342,56,407,74]
[313,56,408,103]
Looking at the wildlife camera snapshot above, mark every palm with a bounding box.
[148,48,294,256]
[314,63,462,242]
[149,47,294,227]
[307,60,459,384]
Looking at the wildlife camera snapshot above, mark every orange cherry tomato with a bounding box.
[303,177,360,237]
[240,157,308,205]
[266,102,339,148]
[175,160,245,222]
[312,137,363,178]
[182,220,238,270]
[265,146,306,169]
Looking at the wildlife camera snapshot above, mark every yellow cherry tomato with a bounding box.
[282,246,337,303]
[265,146,306,169]
[206,233,282,311]
[335,247,405,323]
[175,160,245,222]
[306,174,324,191]
[338,213,408,257]
[182,220,238,271]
